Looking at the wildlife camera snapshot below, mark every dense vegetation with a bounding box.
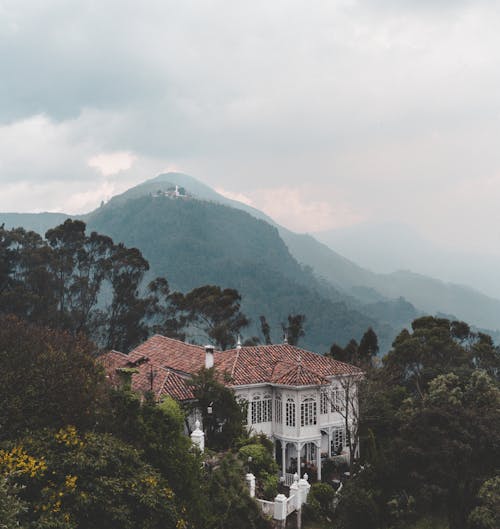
[1,219,499,529]
[325,317,500,529]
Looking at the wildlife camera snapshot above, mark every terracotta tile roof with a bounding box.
[97,348,195,401]
[215,344,362,386]
[99,337,361,401]
[130,335,206,374]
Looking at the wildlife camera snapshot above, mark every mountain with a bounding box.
[315,221,500,300]
[84,191,395,352]
[1,171,499,348]
[0,212,70,234]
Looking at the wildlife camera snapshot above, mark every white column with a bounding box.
[316,440,322,481]
[296,442,303,474]
[281,442,286,477]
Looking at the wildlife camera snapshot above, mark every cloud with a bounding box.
[249,187,364,233]
[1,0,500,256]
[88,152,137,176]
[215,188,254,206]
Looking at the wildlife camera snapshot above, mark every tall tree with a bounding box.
[178,285,249,350]
[259,315,272,345]
[282,313,306,346]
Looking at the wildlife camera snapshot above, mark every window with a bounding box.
[263,394,272,422]
[251,394,272,424]
[301,397,317,426]
[275,394,282,424]
[331,387,345,413]
[286,398,296,427]
[330,427,345,455]
[251,395,261,424]
[320,389,328,414]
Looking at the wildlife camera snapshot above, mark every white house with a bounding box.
[100,334,362,483]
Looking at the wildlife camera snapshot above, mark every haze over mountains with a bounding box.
[1,172,499,350]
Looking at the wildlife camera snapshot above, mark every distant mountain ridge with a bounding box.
[1,172,499,348]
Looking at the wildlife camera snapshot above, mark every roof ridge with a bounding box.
[141,334,208,350]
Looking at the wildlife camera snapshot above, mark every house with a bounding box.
[100,334,362,483]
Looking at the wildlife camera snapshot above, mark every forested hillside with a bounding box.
[85,194,393,351]
[3,172,500,350]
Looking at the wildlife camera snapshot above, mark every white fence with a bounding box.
[286,494,297,515]
[284,473,296,487]
[256,499,274,517]
[251,473,310,523]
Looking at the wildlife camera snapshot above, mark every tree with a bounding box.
[468,477,500,529]
[46,220,114,335]
[104,389,206,527]
[104,244,155,352]
[282,313,306,346]
[1,428,181,529]
[189,368,247,450]
[382,317,473,397]
[259,315,272,345]
[397,371,500,529]
[204,454,271,529]
[358,327,379,365]
[329,328,379,369]
[176,285,249,350]
[0,315,107,439]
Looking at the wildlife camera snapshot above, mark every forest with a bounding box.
[0,220,499,529]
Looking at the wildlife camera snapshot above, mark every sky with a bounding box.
[2,0,500,257]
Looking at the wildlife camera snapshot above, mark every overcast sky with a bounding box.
[2,0,500,256]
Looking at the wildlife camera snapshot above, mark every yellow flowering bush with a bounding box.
[0,446,47,478]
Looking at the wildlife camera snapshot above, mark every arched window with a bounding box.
[286,398,296,427]
[263,394,272,422]
[251,395,262,424]
[275,394,282,424]
[301,397,317,426]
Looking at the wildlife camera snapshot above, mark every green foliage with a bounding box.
[237,435,279,499]
[0,315,106,439]
[0,221,171,352]
[189,368,247,450]
[329,327,379,368]
[0,477,25,529]
[335,481,380,529]
[468,477,500,529]
[3,428,181,529]
[103,388,205,524]
[85,194,394,352]
[204,454,271,529]
[282,314,306,346]
[309,482,336,516]
[260,472,278,501]
[169,285,249,350]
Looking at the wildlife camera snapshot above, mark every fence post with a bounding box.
[245,473,256,498]
[298,473,311,506]
[190,420,205,452]
[273,493,287,526]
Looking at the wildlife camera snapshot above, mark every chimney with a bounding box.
[205,345,215,369]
